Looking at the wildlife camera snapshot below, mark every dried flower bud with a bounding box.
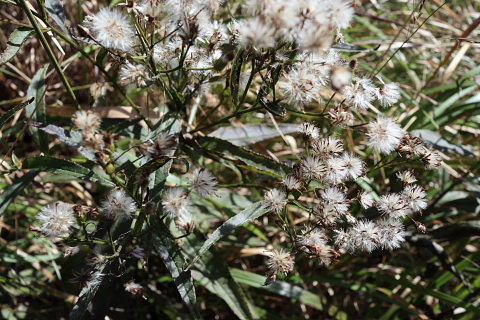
[64,246,80,257]
[125,281,143,296]
[414,220,427,233]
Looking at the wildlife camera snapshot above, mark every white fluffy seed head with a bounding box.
[101,189,137,220]
[189,168,218,197]
[84,8,136,52]
[266,249,295,275]
[367,116,404,155]
[72,110,102,134]
[262,189,287,214]
[37,201,76,238]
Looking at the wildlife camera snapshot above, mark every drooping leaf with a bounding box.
[27,121,97,161]
[412,129,474,156]
[0,27,35,66]
[0,97,34,129]
[209,123,298,147]
[150,232,203,320]
[45,0,71,39]
[25,64,50,154]
[0,170,38,217]
[186,202,267,271]
[229,269,350,318]
[195,136,290,178]
[430,221,480,239]
[22,156,114,186]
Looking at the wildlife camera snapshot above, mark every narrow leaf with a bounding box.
[22,156,114,186]
[209,123,299,146]
[27,121,97,161]
[411,129,474,156]
[0,27,35,66]
[230,269,344,316]
[196,136,290,178]
[148,112,182,202]
[230,48,244,108]
[45,0,71,39]
[26,64,49,153]
[182,233,257,320]
[151,233,203,320]
[186,202,267,271]
[126,156,171,196]
[331,42,378,52]
[0,97,34,129]
[0,170,38,217]
[69,265,108,320]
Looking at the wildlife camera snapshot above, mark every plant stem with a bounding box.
[18,0,81,110]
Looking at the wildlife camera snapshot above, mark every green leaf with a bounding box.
[377,273,480,314]
[22,156,114,186]
[150,232,203,320]
[69,265,108,320]
[25,64,49,154]
[182,232,258,320]
[230,269,350,319]
[45,0,71,39]
[196,136,290,178]
[230,48,244,108]
[126,156,171,196]
[148,112,182,203]
[0,170,38,217]
[27,121,97,161]
[0,97,34,130]
[186,202,267,271]
[331,42,377,52]
[0,27,35,66]
[412,129,474,156]
[209,123,298,146]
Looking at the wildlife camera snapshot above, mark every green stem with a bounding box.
[18,0,81,110]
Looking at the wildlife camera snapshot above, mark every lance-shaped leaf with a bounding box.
[0,170,39,217]
[0,98,34,130]
[230,269,333,314]
[209,123,298,147]
[45,0,72,39]
[151,233,202,320]
[148,112,182,202]
[69,265,108,320]
[230,48,244,108]
[182,231,258,320]
[0,27,35,66]
[195,136,290,178]
[27,121,97,161]
[185,202,267,271]
[126,156,171,197]
[26,65,49,154]
[22,156,114,186]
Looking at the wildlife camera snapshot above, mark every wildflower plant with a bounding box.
[2,0,480,318]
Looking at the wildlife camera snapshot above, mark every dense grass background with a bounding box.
[1,0,480,319]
